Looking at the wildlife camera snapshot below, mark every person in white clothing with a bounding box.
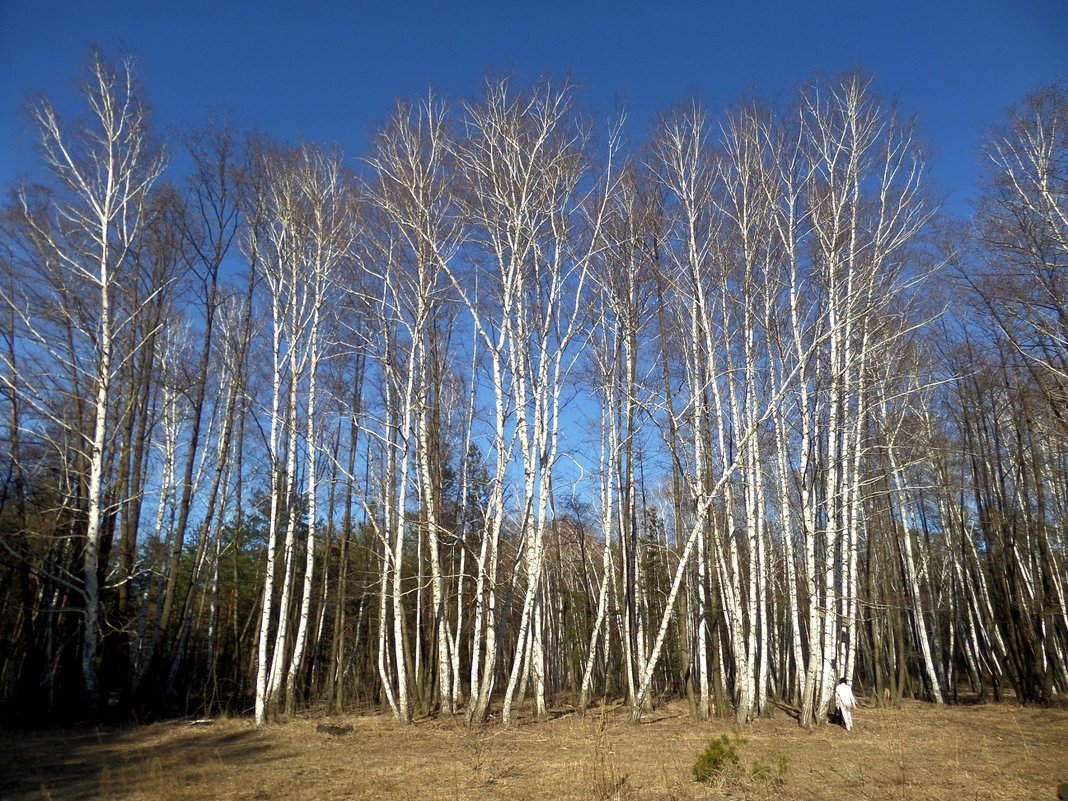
[835,678,857,731]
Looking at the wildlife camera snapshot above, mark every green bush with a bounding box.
[691,733,744,783]
[693,734,789,787]
[750,754,790,784]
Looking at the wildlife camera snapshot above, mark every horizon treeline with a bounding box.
[1,49,1065,726]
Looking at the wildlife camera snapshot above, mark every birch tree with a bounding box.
[352,94,462,721]
[3,50,164,713]
[951,83,1068,706]
[252,142,344,724]
[283,145,356,714]
[797,72,933,724]
[451,78,618,724]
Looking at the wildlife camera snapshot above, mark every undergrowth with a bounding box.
[692,732,788,795]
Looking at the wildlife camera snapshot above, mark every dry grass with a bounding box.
[1,699,1065,800]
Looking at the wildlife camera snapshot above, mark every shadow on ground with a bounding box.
[0,721,282,801]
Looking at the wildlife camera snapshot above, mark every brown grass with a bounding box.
[1,699,1065,800]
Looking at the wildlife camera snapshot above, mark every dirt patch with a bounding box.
[1,700,1065,800]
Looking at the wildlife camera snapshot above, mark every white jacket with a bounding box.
[835,683,856,710]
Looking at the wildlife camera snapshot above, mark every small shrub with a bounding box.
[749,760,771,780]
[691,733,744,783]
[750,754,789,781]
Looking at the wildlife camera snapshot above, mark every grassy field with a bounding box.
[2,698,1065,800]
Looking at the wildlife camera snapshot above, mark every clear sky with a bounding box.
[1,0,1066,216]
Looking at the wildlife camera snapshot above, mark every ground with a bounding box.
[1,699,1065,800]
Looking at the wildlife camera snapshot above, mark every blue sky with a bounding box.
[1,0,1066,216]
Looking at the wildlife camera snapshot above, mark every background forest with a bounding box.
[1,50,1066,729]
